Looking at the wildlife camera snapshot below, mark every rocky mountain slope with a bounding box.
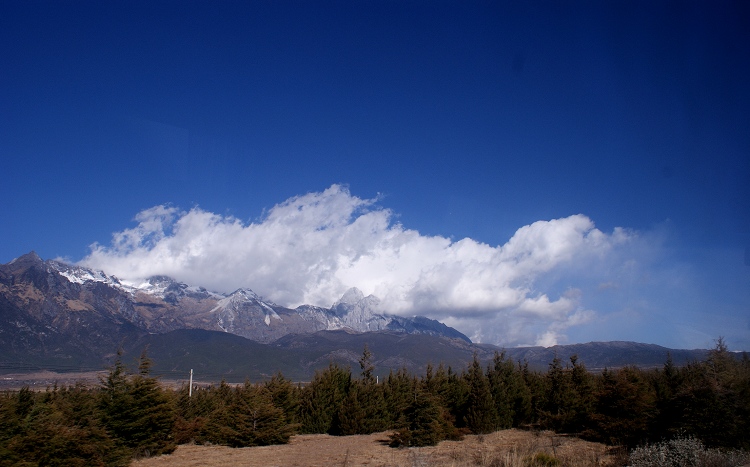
[0,252,468,367]
[0,252,716,381]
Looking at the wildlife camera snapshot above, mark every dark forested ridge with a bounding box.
[2,328,713,384]
[110,330,717,382]
[1,340,748,466]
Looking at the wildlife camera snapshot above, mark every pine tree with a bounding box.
[671,339,749,448]
[264,372,301,428]
[568,355,595,433]
[333,381,365,435]
[199,381,242,446]
[520,360,545,426]
[421,362,463,439]
[389,386,445,447]
[486,351,531,429]
[209,383,293,446]
[247,385,294,445]
[510,361,533,427]
[173,383,214,444]
[383,367,414,428]
[339,345,389,434]
[540,355,594,433]
[359,344,375,383]
[463,354,497,434]
[4,384,129,467]
[15,387,34,421]
[0,390,22,465]
[444,365,470,429]
[586,366,656,447]
[335,378,388,435]
[487,351,513,428]
[126,353,176,456]
[360,380,389,434]
[423,363,449,404]
[298,363,351,434]
[539,355,579,432]
[99,353,137,448]
[650,352,681,440]
[98,350,176,458]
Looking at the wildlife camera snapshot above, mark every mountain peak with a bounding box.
[8,251,43,266]
[25,251,42,261]
[334,287,365,307]
[146,275,178,285]
[229,288,261,301]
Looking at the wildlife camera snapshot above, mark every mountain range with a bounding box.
[0,252,713,382]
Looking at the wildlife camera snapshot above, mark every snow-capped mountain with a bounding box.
[1,252,710,381]
[0,252,469,363]
[48,259,123,288]
[330,287,389,331]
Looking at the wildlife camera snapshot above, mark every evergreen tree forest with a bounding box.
[0,340,748,465]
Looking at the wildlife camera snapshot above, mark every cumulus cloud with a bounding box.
[81,185,635,346]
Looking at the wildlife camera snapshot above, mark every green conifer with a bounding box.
[383,368,413,428]
[389,387,445,447]
[98,350,176,458]
[463,354,497,434]
[298,363,351,434]
[264,372,301,427]
[586,366,656,447]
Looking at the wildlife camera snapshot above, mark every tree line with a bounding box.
[1,340,748,465]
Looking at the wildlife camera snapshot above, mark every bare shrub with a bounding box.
[698,448,750,467]
[406,449,430,467]
[494,450,524,467]
[629,435,750,467]
[524,452,560,466]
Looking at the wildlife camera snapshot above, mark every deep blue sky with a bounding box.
[2,1,749,349]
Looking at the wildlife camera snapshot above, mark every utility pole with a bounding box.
[189,369,193,398]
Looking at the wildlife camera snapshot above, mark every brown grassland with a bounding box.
[132,429,622,467]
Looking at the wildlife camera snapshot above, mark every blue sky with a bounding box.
[2,1,749,349]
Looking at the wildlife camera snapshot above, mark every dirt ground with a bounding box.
[131,429,623,467]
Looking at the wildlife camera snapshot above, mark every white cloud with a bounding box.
[81,184,635,346]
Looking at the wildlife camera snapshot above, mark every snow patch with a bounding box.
[262,303,281,320]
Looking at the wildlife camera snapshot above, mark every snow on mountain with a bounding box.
[334,287,366,308]
[128,275,180,297]
[210,288,269,313]
[331,287,390,331]
[48,261,384,333]
[209,288,282,331]
[48,260,225,302]
[2,253,469,346]
[294,304,343,329]
[48,260,123,288]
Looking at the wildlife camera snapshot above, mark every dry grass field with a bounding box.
[131,429,624,467]
[0,371,106,390]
